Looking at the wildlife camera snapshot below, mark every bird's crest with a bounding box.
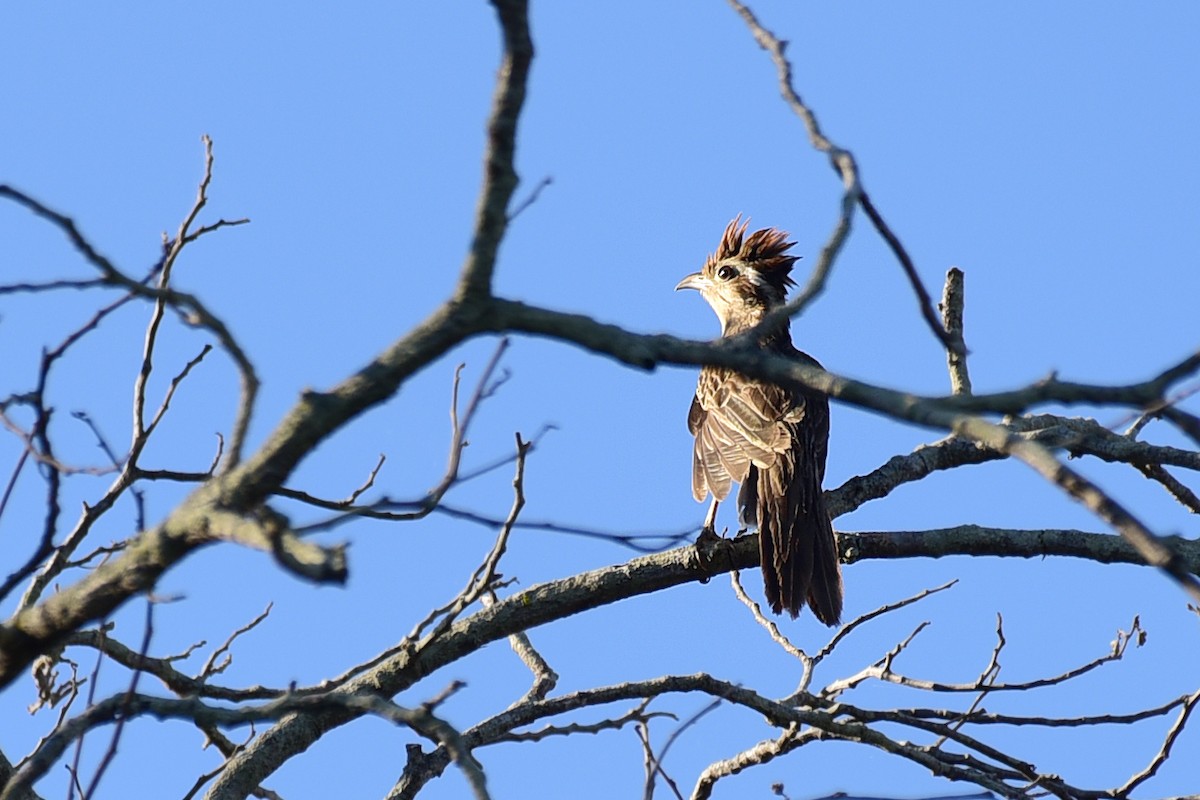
[705,215,799,294]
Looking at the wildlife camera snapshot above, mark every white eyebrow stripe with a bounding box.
[742,268,769,289]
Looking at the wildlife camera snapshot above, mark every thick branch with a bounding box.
[455,0,533,299]
[838,526,1200,572]
[487,299,1200,419]
[941,267,972,394]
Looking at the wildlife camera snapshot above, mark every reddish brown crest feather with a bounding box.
[713,215,750,262]
[705,216,799,291]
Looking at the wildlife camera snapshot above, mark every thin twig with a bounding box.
[82,598,158,798]
[0,278,107,294]
[729,570,813,690]
[507,176,553,221]
[0,449,29,528]
[66,623,107,800]
[859,191,964,355]
[1115,687,1200,796]
[652,699,720,790]
[637,712,687,800]
[72,410,147,532]
[496,701,665,744]
[482,590,558,705]
[814,580,958,665]
[198,604,274,683]
[286,339,509,526]
[934,613,1005,748]
[387,431,532,670]
[142,345,213,440]
[1135,463,1200,514]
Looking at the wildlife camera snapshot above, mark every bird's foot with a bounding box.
[733,523,759,539]
[694,525,728,582]
[697,525,725,546]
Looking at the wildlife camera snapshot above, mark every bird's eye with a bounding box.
[716,265,737,281]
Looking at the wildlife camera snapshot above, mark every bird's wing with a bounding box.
[784,348,830,483]
[689,368,795,502]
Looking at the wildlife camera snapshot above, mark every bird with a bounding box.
[675,216,843,625]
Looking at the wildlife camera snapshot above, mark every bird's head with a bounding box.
[675,216,799,335]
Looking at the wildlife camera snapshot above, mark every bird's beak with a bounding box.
[675,272,709,292]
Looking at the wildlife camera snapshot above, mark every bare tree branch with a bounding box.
[1136,463,1200,513]
[941,267,972,394]
[1113,687,1200,797]
[455,0,532,300]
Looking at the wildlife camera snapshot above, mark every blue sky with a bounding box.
[2,2,1199,798]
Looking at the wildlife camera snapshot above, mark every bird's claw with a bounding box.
[694,526,728,582]
[733,525,758,540]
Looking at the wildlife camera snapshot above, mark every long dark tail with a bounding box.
[741,464,843,625]
[804,494,843,626]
